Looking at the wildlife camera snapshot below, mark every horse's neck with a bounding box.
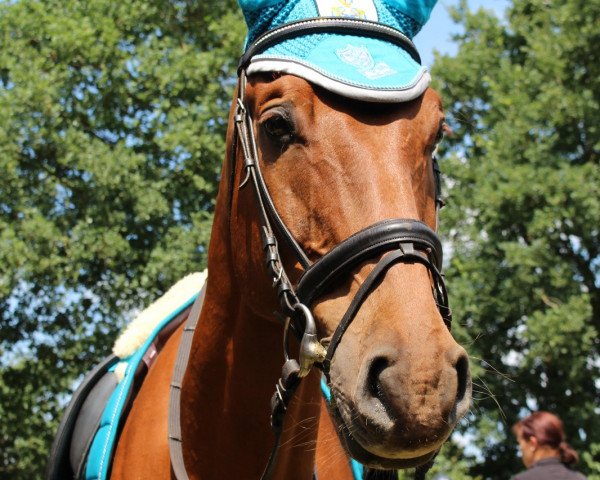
[179,258,321,479]
[173,112,323,478]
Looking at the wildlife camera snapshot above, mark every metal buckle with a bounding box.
[282,303,327,378]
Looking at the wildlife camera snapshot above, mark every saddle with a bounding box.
[45,273,205,480]
[45,271,367,480]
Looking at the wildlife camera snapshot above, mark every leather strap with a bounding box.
[321,246,447,378]
[322,249,410,376]
[168,283,207,480]
[235,81,311,272]
[297,219,442,307]
[260,359,302,480]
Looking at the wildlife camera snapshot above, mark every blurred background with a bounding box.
[0,0,598,478]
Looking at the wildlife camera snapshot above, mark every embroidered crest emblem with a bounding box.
[336,44,396,79]
[316,0,378,21]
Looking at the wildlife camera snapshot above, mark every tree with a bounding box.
[3,1,599,479]
[0,1,244,478]
[432,0,600,478]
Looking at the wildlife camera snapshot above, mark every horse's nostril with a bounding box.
[455,354,470,405]
[367,356,390,400]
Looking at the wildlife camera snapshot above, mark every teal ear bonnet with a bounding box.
[238,0,438,103]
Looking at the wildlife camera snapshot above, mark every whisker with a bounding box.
[470,378,507,421]
[470,355,515,382]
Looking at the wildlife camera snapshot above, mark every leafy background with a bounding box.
[0,0,598,479]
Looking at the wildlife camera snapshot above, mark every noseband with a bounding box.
[232,18,452,480]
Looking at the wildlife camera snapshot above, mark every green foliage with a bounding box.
[2,0,599,479]
[0,0,244,477]
[432,0,600,478]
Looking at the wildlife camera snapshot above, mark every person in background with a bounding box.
[512,411,587,479]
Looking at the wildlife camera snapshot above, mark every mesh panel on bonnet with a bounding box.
[377,2,421,38]
[244,0,319,46]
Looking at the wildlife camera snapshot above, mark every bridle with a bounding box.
[232,17,452,480]
[169,17,452,480]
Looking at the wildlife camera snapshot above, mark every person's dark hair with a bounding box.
[512,411,579,465]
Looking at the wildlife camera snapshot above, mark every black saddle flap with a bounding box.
[70,370,119,478]
[45,354,118,480]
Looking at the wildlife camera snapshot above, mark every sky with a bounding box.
[413,0,510,67]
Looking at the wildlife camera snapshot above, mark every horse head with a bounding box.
[107,4,474,479]
[228,71,472,470]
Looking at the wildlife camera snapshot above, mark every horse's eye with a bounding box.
[435,122,448,145]
[435,128,444,145]
[431,122,448,157]
[262,114,294,144]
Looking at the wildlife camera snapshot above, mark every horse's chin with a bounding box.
[325,397,445,470]
[336,420,439,470]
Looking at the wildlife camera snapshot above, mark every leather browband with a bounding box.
[297,219,442,306]
[238,17,421,73]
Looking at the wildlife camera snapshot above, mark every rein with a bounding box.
[169,17,452,480]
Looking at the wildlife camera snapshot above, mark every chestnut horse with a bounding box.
[109,70,471,479]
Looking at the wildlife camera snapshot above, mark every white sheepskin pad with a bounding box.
[112,271,207,359]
